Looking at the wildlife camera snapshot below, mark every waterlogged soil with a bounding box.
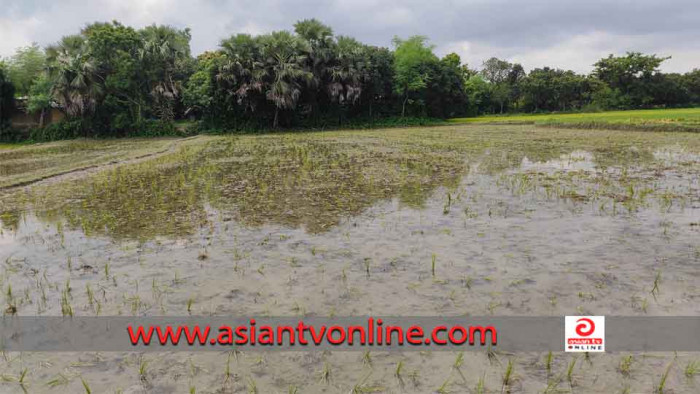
[0,125,699,393]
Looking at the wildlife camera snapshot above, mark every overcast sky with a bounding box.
[2,0,699,73]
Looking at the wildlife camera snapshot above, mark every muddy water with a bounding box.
[0,126,698,393]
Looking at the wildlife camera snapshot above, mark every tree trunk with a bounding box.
[273,108,279,129]
[39,108,46,128]
[402,93,408,118]
[500,102,504,114]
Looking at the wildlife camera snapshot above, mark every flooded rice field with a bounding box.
[0,124,698,393]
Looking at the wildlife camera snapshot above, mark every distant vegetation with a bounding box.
[451,107,700,132]
[1,19,700,141]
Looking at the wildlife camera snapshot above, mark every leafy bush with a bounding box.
[29,120,83,142]
[128,120,189,137]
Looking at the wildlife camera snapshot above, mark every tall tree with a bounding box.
[294,19,335,117]
[0,65,15,133]
[217,34,265,114]
[46,35,102,120]
[593,52,669,107]
[259,31,313,128]
[6,44,46,96]
[139,25,192,121]
[392,36,437,117]
[481,57,514,113]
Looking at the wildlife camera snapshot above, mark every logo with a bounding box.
[565,316,604,352]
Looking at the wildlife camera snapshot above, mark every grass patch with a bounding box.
[450,107,700,132]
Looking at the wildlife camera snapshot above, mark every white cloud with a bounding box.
[438,31,700,74]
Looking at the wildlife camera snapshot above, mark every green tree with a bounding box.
[683,69,700,103]
[81,21,142,131]
[481,57,514,113]
[139,25,192,121]
[0,65,15,133]
[26,73,53,126]
[183,51,223,118]
[593,52,669,107]
[392,36,437,117]
[424,53,468,118]
[260,31,313,128]
[46,35,102,120]
[294,19,335,117]
[464,74,491,115]
[6,43,46,96]
[362,46,394,118]
[217,34,265,115]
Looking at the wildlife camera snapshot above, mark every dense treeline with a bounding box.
[1,19,700,140]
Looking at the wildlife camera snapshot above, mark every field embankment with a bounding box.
[0,137,193,189]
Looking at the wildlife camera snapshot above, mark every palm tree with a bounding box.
[139,25,191,121]
[218,34,265,113]
[327,36,366,105]
[260,31,312,128]
[293,19,335,116]
[46,35,102,120]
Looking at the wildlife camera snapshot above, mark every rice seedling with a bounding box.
[318,362,332,384]
[463,276,473,289]
[81,377,91,394]
[86,284,94,307]
[618,355,633,376]
[139,358,148,382]
[656,361,673,393]
[362,350,372,367]
[187,297,194,314]
[247,376,258,394]
[566,356,578,387]
[60,288,73,317]
[650,270,662,299]
[394,360,404,380]
[475,374,486,394]
[437,377,451,394]
[224,352,233,384]
[443,192,452,214]
[502,358,515,392]
[685,360,698,378]
[453,352,466,382]
[46,373,69,387]
[18,368,27,388]
[487,344,500,366]
[545,351,553,375]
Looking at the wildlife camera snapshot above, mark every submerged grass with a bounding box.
[2,125,699,242]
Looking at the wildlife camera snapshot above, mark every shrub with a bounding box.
[128,120,195,137]
[29,120,83,142]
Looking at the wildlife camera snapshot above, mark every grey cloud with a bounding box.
[1,0,699,73]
